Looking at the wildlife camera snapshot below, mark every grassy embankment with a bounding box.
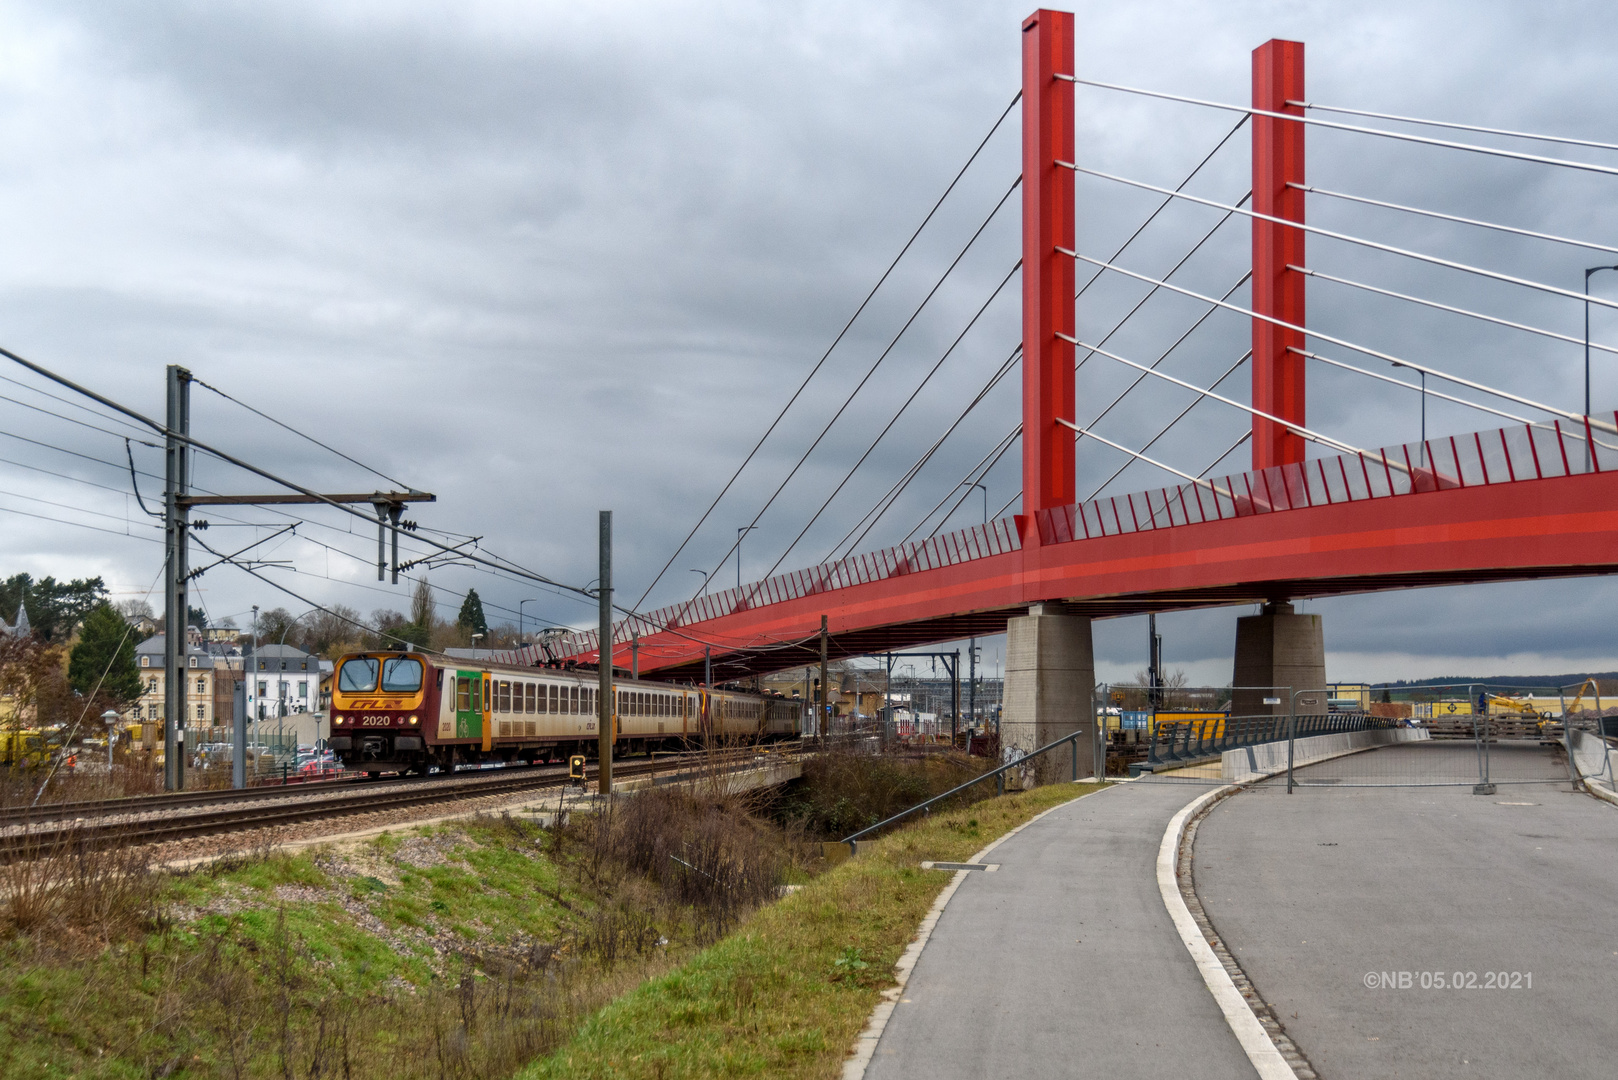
[524,779,1106,1080]
[0,754,1100,1079]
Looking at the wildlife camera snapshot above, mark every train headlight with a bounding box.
[408,715,418,725]
[333,715,343,725]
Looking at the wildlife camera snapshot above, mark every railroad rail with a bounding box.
[0,743,801,863]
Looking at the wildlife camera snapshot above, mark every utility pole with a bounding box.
[163,365,191,792]
[951,649,960,747]
[968,640,978,737]
[631,630,639,680]
[1148,613,1163,712]
[819,615,829,738]
[597,511,613,795]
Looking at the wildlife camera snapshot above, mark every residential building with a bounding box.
[131,634,219,734]
[247,644,320,720]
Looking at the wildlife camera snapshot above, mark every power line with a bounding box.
[633,89,1024,612]
[0,503,163,543]
[193,376,411,490]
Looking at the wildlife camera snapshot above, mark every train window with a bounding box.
[548,684,558,712]
[338,657,379,693]
[381,658,423,693]
[497,681,510,712]
[456,677,469,711]
[524,683,535,713]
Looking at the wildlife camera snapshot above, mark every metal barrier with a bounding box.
[840,728,1091,853]
[1145,712,1390,771]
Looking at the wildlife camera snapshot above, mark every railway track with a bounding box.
[0,745,799,862]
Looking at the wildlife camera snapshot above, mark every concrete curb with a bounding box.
[1158,785,1294,1080]
[840,782,1116,1080]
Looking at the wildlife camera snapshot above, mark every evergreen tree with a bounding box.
[68,603,143,704]
[1,573,106,641]
[457,589,488,636]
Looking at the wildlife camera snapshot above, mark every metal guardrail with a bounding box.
[839,728,1091,852]
[1145,712,1393,771]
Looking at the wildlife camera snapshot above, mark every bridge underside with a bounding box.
[599,469,1618,683]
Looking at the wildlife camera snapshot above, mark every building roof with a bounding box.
[134,634,210,658]
[250,643,314,659]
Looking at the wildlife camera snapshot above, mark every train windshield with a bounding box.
[381,658,423,693]
[337,657,380,693]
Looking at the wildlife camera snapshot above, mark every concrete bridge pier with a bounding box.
[1231,601,1326,716]
[1002,602,1095,786]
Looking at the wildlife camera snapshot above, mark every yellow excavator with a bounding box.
[1484,693,1549,720]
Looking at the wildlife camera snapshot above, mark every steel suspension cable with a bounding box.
[682,173,1024,608]
[1079,348,1251,500]
[1290,263,1618,358]
[910,428,1021,544]
[1061,75,1618,179]
[750,259,1022,585]
[822,346,1022,563]
[922,121,1250,542]
[1288,99,1618,154]
[1064,163,1618,315]
[1063,250,1618,435]
[1292,183,1618,258]
[631,89,1023,612]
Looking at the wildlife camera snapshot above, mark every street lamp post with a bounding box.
[689,568,708,595]
[736,526,758,590]
[960,482,986,740]
[518,598,540,648]
[101,709,118,771]
[1586,265,1618,469]
[471,632,484,661]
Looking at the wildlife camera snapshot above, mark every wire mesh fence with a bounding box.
[1098,682,1577,791]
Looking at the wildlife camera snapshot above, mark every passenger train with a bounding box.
[326,651,800,775]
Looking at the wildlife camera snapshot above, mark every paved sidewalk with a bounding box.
[865,781,1256,1080]
[1197,744,1618,1080]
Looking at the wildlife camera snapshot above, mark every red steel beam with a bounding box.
[601,469,1618,679]
[1021,9,1076,536]
[1251,39,1306,470]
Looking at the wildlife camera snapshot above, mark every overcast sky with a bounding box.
[3,0,1618,687]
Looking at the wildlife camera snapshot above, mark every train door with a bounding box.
[482,674,493,751]
[454,671,482,742]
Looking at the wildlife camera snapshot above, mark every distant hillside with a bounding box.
[1373,673,1618,693]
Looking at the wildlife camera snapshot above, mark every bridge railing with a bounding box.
[534,412,1618,667]
[1036,413,1618,544]
[1145,712,1394,771]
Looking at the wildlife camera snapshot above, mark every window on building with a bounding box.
[195,703,205,720]
[189,656,198,669]
[257,680,266,697]
[297,681,308,699]
[195,677,206,694]
[147,676,158,693]
[140,655,149,668]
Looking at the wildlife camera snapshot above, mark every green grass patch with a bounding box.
[522,781,1106,1080]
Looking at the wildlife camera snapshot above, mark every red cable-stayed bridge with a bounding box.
[510,9,1618,685]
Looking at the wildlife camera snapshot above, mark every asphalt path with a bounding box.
[866,781,1256,1080]
[1196,742,1618,1079]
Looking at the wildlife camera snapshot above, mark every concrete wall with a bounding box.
[1222,727,1431,783]
[1569,728,1617,801]
[1002,603,1094,785]
[1232,602,1326,716]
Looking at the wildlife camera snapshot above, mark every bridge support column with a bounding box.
[1002,603,1094,786]
[1232,602,1325,716]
